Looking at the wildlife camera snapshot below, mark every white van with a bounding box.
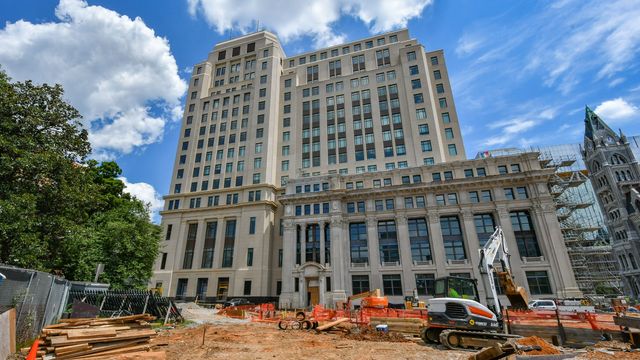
[528,299,557,310]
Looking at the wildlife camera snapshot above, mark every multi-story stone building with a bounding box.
[150,29,582,307]
[582,107,640,298]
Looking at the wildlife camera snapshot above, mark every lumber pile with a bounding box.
[369,317,427,335]
[24,314,164,359]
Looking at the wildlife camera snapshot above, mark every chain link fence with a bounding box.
[0,264,70,344]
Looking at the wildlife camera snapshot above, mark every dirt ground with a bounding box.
[154,322,469,360]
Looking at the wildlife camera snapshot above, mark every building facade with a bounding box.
[150,29,581,307]
[582,107,640,298]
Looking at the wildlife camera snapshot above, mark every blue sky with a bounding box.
[1,0,639,222]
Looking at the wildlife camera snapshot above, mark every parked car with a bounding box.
[223,298,252,308]
[528,299,557,311]
[626,307,640,313]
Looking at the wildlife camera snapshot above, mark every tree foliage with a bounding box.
[0,69,160,289]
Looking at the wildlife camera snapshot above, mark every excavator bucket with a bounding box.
[497,271,529,309]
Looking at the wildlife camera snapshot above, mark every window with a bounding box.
[511,164,521,173]
[439,98,447,108]
[385,199,394,210]
[247,248,254,266]
[404,197,414,208]
[469,191,479,203]
[409,218,431,262]
[511,211,541,258]
[411,79,422,89]
[498,165,508,175]
[433,70,441,79]
[306,65,319,82]
[416,196,426,208]
[526,271,552,295]
[407,51,417,61]
[329,60,341,77]
[176,279,188,298]
[376,49,390,67]
[502,188,514,200]
[352,54,365,72]
[378,220,399,263]
[481,190,492,202]
[516,186,529,199]
[474,214,495,247]
[441,216,466,260]
[436,83,445,94]
[448,144,458,156]
[352,275,370,294]
[416,274,435,296]
[409,65,419,75]
[222,220,236,267]
[182,223,198,269]
[202,221,217,268]
[448,193,458,205]
[165,224,173,240]
[442,112,451,124]
[445,128,454,139]
[160,253,167,269]
[350,223,369,264]
[421,140,432,152]
[476,167,486,177]
[249,217,256,234]
[243,280,252,296]
[430,56,438,65]
[382,274,403,296]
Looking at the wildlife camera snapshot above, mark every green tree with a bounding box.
[0,69,160,289]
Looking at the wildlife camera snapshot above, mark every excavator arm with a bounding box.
[478,227,529,314]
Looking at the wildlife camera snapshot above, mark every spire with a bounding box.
[584,105,618,142]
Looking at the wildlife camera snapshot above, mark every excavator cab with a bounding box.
[434,276,481,302]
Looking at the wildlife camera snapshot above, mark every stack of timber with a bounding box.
[369,317,427,335]
[26,314,164,359]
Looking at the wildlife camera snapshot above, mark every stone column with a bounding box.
[320,221,326,265]
[396,215,414,295]
[495,206,527,292]
[298,277,306,308]
[192,219,206,271]
[319,276,326,306]
[460,209,486,301]
[537,203,582,298]
[366,216,381,290]
[427,213,447,277]
[279,219,296,308]
[212,219,225,269]
[330,217,347,303]
[300,223,307,265]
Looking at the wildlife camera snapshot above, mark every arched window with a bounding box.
[611,154,627,164]
[616,172,621,181]
[592,160,601,171]
[630,254,638,270]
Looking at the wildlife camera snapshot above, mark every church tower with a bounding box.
[582,106,640,298]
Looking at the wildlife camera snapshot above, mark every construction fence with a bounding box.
[0,264,70,344]
[66,289,183,323]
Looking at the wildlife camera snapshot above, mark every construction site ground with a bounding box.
[157,322,469,360]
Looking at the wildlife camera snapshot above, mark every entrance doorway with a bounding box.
[308,286,319,306]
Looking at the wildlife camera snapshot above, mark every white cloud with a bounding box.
[484,118,537,147]
[455,33,484,56]
[187,0,432,48]
[453,1,640,98]
[119,176,164,222]
[594,98,638,123]
[0,0,187,156]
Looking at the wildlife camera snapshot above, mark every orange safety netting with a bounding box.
[504,309,618,331]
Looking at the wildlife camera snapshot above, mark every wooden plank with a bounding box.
[66,329,118,339]
[55,340,145,360]
[317,318,350,331]
[72,344,151,359]
[50,329,156,347]
[55,344,91,356]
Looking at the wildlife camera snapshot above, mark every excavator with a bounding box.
[421,226,529,350]
[342,288,389,309]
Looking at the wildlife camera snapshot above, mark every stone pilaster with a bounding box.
[427,213,447,277]
[278,219,296,308]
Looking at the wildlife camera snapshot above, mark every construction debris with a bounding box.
[514,336,561,355]
[369,317,426,335]
[23,314,164,359]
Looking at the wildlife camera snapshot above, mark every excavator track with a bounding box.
[439,329,521,350]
